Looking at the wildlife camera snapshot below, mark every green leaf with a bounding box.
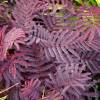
[89,0,97,5]
[95,0,100,6]
[75,0,83,5]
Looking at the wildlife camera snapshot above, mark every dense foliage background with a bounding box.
[0,0,100,100]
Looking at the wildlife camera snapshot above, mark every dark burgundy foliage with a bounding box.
[0,0,100,100]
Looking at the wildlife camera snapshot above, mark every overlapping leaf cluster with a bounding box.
[0,0,100,100]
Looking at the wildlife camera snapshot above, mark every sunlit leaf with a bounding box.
[0,95,8,100]
[75,0,83,5]
[95,0,100,6]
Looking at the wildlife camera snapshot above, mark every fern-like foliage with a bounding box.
[20,79,41,100]
[12,0,47,34]
[0,0,100,100]
[39,90,63,100]
[25,24,80,63]
[79,50,100,73]
[3,27,25,59]
[74,7,100,52]
[45,63,91,99]
[40,0,75,31]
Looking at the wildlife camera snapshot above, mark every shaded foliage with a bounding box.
[0,0,100,100]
